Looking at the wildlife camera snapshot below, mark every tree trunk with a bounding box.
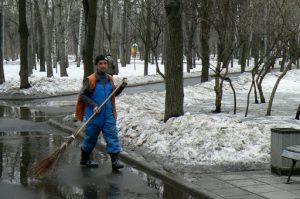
[93,0,102,57]
[57,0,68,77]
[120,0,129,67]
[215,61,222,113]
[256,55,277,103]
[64,0,72,69]
[0,0,4,84]
[266,59,295,116]
[46,0,54,77]
[154,51,165,79]
[186,38,193,73]
[240,38,249,73]
[29,0,36,70]
[76,7,83,68]
[296,104,300,120]
[144,0,151,76]
[252,33,260,68]
[239,0,249,73]
[52,5,58,71]
[184,1,196,73]
[110,0,119,75]
[27,34,33,76]
[34,0,46,72]
[164,0,184,122]
[199,0,210,82]
[82,0,97,79]
[280,48,286,72]
[19,0,31,89]
[124,0,131,65]
[256,80,266,103]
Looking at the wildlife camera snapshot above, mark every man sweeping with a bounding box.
[77,54,127,171]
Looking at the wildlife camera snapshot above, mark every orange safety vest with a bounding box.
[75,73,117,121]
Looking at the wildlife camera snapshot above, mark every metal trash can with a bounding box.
[271,128,300,175]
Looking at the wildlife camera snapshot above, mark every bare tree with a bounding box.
[64,0,73,69]
[0,0,4,84]
[211,0,237,113]
[296,104,300,120]
[143,0,151,76]
[82,0,97,79]
[164,0,184,122]
[76,7,83,68]
[45,0,54,77]
[111,0,120,74]
[5,1,19,61]
[29,0,36,70]
[57,0,68,77]
[183,0,197,73]
[238,0,251,73]
[18,0,31,89]
[266,58,297,116]
[129,0,164,77]
[120,0,131,67]
[197,0,211,82]
[34,0,46,72]
[52,1,58,71]
[101,0,119,75]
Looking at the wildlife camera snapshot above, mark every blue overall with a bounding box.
[81,78,121,154]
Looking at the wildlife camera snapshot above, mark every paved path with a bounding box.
[188,171,300,199]
[0,110,161,198]
[1,68,299,198]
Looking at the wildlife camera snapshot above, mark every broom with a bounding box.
[32,78,127,177]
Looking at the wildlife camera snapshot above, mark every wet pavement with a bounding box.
[0,103,192,199]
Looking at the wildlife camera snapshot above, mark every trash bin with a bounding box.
[271,128,300,175]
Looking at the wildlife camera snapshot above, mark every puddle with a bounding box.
[0,105,65,122]
[0,131,193,198]
[0,100,194,198]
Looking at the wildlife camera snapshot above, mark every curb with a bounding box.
[48,118,219,199]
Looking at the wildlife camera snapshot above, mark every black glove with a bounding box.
[122,78,128,87]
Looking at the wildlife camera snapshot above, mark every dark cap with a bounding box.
[94,55,108,65]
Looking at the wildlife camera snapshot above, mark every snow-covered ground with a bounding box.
[115,69,300,172]
[1,58,299,173]
[0,57,251,96]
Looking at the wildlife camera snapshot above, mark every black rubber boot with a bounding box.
[80,148,98,168]
[109,153,124,171]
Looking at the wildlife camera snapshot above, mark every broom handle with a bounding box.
[73,78,126,139]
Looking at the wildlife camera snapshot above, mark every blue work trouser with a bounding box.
[81,79,121,154]
[81,117,121,154]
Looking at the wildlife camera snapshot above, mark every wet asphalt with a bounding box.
[0,95,190,198]
[0,73,268,199]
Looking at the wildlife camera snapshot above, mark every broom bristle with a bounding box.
[32,144,67,177]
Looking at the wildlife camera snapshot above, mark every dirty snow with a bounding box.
[1,58,299,170]
[116,68,300,169]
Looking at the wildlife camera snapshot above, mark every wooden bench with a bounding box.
[281,145,300,183]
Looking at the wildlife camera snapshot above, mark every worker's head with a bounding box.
[94,55,108,73]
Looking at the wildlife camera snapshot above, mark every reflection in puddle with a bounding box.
[0,105,51,122]
[0,102,192,198]
[0,131,192,198]
[133,168,193,199]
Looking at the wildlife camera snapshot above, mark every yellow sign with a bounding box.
[131,48,135,57]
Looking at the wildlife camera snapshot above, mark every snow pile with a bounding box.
[118,92,273,167]
[0,75,82,96]
[116,69,300,168]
